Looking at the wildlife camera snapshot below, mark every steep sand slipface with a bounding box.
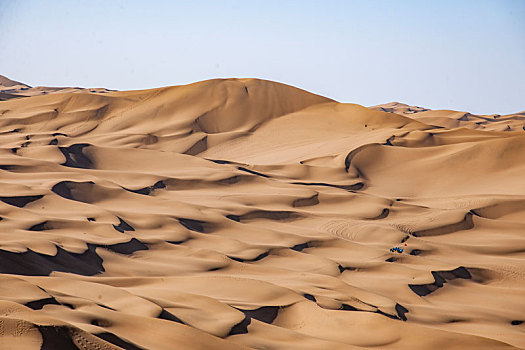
[0,77,524,349]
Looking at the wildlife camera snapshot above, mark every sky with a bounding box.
[0,0,524,114]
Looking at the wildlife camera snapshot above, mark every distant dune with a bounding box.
[0,74,113,100]
[0,75,524,349]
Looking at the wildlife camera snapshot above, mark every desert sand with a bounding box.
[0,74,524,349]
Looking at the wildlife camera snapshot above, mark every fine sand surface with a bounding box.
[0,75,113,101]
[0,75,524,349]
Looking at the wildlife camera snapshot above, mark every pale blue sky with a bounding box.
[0,0,523,114]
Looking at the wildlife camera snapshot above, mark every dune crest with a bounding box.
[371,101,525,132]
[0,76,524,349]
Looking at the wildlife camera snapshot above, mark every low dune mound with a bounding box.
[371,102,525,132]
[369,101,430,115]
[0,74,114,99]
[0,76,524,349]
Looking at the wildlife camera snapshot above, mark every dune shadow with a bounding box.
[58,144,93,169]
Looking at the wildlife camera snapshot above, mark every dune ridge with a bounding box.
[0,75,524,349]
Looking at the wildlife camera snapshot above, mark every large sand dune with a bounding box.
[0,75,524,349]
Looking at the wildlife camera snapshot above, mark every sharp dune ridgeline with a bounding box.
[0,74,524,349]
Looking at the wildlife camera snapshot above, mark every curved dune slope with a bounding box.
[371,102,525,132]
[0,78,524,349]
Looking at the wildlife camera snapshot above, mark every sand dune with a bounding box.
[0,74,113,100]
[372,102,525,132]
[0,75,524,349]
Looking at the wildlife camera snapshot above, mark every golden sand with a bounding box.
[0,76,524,349]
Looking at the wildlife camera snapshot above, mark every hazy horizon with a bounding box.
[1,0,524,114]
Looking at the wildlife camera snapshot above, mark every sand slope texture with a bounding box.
[0,75,524,349]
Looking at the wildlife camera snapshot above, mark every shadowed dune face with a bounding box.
[0,77,524,349]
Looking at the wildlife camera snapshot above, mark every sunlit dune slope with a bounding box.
[372,101,525,131]
[0,77,524,349]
